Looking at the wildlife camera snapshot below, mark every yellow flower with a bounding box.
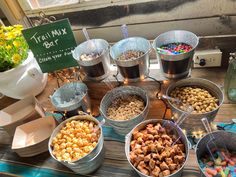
[12,54,21,64]
[0,33,5,39]
[5,45,12,50]
[12,29,22,36]
[4,26,13,31]
[5,32,16,40]
[0,41,4,45]
[13,25,23,29]
[13,40,21,48]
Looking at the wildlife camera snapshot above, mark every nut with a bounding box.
[107,95,145,121]
[117,50,144,61]
[170,86,218,114]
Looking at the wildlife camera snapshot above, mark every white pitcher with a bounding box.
[0,51,48,99]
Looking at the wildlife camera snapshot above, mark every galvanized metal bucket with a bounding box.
[196,131,236,177]
[72,39,110,81]
[153,30,199,79]
[125,119,189,177]
[50,82,91,114]
[100,86,149,135]
[110,37,151,82]
[48,113,105,175]
[166,78,224,135]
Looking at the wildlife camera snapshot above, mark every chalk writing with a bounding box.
[22,19,78,73]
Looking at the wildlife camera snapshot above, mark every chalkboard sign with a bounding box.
[22,19,78,73]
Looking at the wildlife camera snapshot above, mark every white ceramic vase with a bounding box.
[0,51,48,99]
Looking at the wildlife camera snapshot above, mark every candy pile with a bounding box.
[199,149,236,177]
[117,50,144,61]
[159,42,193,55]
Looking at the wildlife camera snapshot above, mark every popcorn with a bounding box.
[51,120,100,162]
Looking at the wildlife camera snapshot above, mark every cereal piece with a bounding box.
[137,161,149,176]
[169,163,177,171]
[134,154,145,165]
[134,148,143,155]
[160,161,169,171]
[130,140,137,150]
[148,144,157,153]
[144,154,151,162]
[165,157,173,165]
[162,170,171,176]
[130,151,137,164]
[174,155,185,164]
[149,158,156,169]
[152,153,161,160]
[142,146,149,155]
[152,166,161,177]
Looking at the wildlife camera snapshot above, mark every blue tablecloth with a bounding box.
[0,118,235,177]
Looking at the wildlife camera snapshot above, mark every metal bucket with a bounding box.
[125,119,189,177]
[166,78,224,134]
[48,113,105,175]
[110,37,151,82]
[72,39,110,81]
[100,86,149,135]
[153,30,199,79]
[196,131,236,177]
[50,82,91,115]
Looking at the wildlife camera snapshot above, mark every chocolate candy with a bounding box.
[159,42,193,55]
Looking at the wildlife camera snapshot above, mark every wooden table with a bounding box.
[0,67,235,177]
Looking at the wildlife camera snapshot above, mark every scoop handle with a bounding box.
[162,94,181,104]
[201,117,212,134]
[121,24,129,38]
[175,110,191,126]
[82,27,90,41]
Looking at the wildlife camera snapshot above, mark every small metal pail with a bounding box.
[110,37,151,82]
[125,119,189,177]
[73,39,110,81]
[153,30,199,79]
[100,86,149,135]
[196,131,236,177]
[50,82,91,115]
[166,78,224,134]
[48,113,105,175]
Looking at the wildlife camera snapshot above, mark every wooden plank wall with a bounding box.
[24,0,236,43]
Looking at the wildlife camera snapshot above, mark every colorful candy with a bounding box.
[199,149,236,177]
[159,42,193,55]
